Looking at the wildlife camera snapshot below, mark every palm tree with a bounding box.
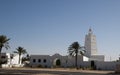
[0,35,10,53]
[68,41,85,69]
[0,35,10,64]
[13,46,27,64]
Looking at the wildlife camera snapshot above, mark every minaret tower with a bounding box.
[84,28,97,57]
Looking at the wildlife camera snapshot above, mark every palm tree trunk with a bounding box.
[75,53,78,69]
[0,47,1,53]
[0,47,2,67]
[75,49,78,69]
[19,54,20,64]
[0,47,2,57]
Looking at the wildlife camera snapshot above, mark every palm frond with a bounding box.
[79,51,84,55]
[13,51,18,54]
[0,35,10,51]
[15,46,27,55]
[68,41,86,56]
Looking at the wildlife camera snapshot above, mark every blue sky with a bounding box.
[0,0,120,61]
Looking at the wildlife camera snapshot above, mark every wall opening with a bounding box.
[53,58,61,67]
[91,61,96,70]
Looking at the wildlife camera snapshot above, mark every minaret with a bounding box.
[84,28,97,57]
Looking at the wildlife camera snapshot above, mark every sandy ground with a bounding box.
[0,68,118,75]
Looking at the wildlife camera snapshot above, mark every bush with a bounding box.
[37,64,43,68]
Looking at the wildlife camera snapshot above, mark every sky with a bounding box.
[0,0,120,61]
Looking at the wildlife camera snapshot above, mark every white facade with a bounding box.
[89,55,104,61]
[11,54,22,65]
[30,54,120,70]
[1,53,23,68]
[30,54,89,68]
[1,53,11,65]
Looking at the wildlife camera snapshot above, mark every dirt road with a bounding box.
[0,68,117,75]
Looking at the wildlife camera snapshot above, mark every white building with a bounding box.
[1,53,23,68]
[0,53,11,65]
[30,53,89,68]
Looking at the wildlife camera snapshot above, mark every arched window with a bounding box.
[43,59,46,63]
[38,59,41,63]
[33,59,36,63]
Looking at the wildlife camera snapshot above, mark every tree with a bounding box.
[13,46,27,64]
[0,35,10,64]
[68,41,85,69]
[22,54,30,63]
[0,35,10,53]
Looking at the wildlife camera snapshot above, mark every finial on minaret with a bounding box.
[88,27,93,34]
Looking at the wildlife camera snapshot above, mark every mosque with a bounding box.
[1,28,119,70]
[30,28,105,68]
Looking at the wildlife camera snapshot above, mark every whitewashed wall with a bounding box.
[95,61,119,70]
[11,54,22,65]
[30,54,88,68]
[30,55,52,67]
[30,54,120,70]
[1,53,22,68]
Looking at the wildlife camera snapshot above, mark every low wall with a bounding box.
[77,61,120,70]
[95,61,119,70]
[2,64,24,68]
[2,64,12,68]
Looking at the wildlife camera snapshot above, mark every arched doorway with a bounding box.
[53,58,61,67]
[91,61,96,70]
